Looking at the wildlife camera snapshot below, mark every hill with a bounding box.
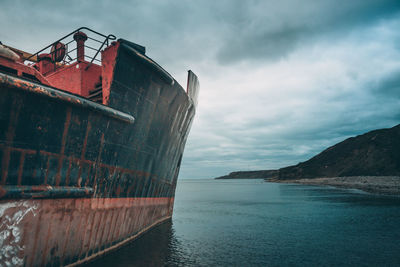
[214,124,400,180]
[215,170,279,179]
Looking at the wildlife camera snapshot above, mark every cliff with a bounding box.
[278,124,400,179]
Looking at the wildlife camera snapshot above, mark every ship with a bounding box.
[0,27,199,266]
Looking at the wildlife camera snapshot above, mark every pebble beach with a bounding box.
[270,176,400,195]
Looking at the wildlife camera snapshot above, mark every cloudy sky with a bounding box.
[1,0,400,178]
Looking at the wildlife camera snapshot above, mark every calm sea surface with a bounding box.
[87,179,400,266]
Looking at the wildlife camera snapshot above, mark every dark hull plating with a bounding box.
[0,40,198,266]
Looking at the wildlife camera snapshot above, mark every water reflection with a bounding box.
[277,182,400,206]
[85,220,177,267]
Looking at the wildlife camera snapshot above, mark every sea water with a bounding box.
[87,179,400,266]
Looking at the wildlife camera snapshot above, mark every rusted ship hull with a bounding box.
[0,198,173,266]
[0,31,199,266]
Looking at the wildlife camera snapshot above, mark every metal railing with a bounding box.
[27,27,116,71]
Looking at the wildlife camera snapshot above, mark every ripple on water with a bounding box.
[87,179,400,267]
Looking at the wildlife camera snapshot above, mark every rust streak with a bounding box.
[40,150,59,157]
[60,208,73,265]
[10,147,36,154]
[81,121,91,160]
[110,206,122,244]
[77,120,91,187]
[56,107,72,186]
[74,200,88,259]
[129,205,140,234]
[32,168,37,181]
[124,205,134,238]
[84,209,98,258]
[93,207,106,253]
[40,217,53,267]
[77,164,84,187]
[77,206,91,260]
[29,205,43,267]
[1,142,173,189]
[93,133,105,187]
[1,98,21,185]
[85,164,93,187]
[109,207,121,244]
[65,156,72,186]
[100,208,114,251]
[117,205,129,240]
[43,156,51,185]
[4,144,173,186]
[102,202,116,248]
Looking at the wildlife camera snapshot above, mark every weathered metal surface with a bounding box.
[119,41,175,85]
[187,70,200,107]
[0,56,50,85]
[0,197,173,266]
[0,34,199,266]
[0,73,135,124]
[0,185,94,199]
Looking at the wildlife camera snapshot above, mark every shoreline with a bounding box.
[269,176,400,195]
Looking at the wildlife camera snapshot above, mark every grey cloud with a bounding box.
[373,70,400,98]
[216,0,400,64]
[217,26,307,63]
[181,63,400,178]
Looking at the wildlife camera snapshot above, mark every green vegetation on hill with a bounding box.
[215,124,400,180]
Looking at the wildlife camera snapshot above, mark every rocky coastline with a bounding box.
[269,176,400,195]
[214,125,400,195]
[215,170,279,180]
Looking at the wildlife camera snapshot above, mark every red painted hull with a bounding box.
[0,197,174,266]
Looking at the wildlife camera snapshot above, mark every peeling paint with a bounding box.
[0,201,38,266]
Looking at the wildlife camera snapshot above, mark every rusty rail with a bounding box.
[25,27,116,66]
[0,73,135,124]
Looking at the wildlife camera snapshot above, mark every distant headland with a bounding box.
[215,124,400,194]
